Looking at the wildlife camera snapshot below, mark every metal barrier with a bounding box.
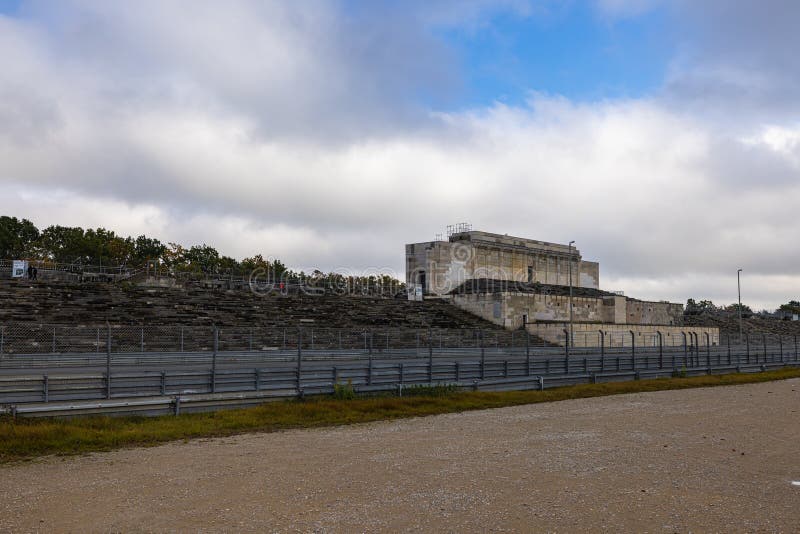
[1,326,798,416]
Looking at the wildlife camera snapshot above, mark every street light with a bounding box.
[737,268,743,344]
[568,240,575,348]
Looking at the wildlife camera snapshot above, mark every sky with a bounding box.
[1,0,799,311]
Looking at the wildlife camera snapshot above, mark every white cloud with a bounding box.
[1,1,799,311]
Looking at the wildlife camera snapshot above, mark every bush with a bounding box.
[332,379,356,400]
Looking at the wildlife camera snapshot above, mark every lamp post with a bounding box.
[737,268,743,344]
[568,240,575,348]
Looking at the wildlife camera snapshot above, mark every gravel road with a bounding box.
[2,379,800,532]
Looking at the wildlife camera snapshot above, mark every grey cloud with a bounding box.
[13,0,460,144]
[661,0,800,123]
[2,1,800,310]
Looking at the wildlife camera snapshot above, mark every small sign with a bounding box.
[408,284,423,301]
[11,260,27,278]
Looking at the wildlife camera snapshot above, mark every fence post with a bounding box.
[180,326,184,353]
[43,373,49,402]
[525,332,530,376]
[779,335,784,363]
[762,334,767,363]
[429,328,434,383]
[140,327,144,353]
[0,325,4,356]
[249,328,253,352]
[106,325,112,399]
[705,332,711,367]
[296,329,302,393]
[727,334,731,365]
[657,331,663,369]
[630,331,636,371]
[96,327,100,354]
[52,326,56,354]
[161,371,166,396]
[479,329,485,380]
[211,327,218,394]
[599,330,605,372]
[745,333,750,364]
[682,332,687,369]
[368,331,374,386]
[255,368,260,391]
[795,335,798,362]
[564,329,570,374]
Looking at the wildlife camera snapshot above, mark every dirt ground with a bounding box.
[2,379,800,533]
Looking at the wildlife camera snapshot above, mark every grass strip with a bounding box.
[2,367,799,464]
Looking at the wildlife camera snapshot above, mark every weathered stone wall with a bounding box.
[624,300,683,326]
[451,291,686,330]
[406,231,599,296]
[529,322,720,348]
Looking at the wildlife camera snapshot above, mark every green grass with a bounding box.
[1,367,799,464]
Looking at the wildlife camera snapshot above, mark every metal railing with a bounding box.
[0,324,798,416]
[0,324,557,356]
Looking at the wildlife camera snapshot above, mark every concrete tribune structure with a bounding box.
[406,230,719,347]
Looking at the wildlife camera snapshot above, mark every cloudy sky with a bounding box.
[1,0,799,310]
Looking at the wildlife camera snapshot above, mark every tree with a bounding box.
[37,225,88,263]
[779,300,800,314]
[132,235,166,264]
[0,216,39,258]
[725,303,753,314]
[685,299,715,314]
[183,244,221,273]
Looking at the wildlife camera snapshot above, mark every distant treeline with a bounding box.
[0,216,403,290]
[687,298,800,317]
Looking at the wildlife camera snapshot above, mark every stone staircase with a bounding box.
[0,279,504,330]
[684,312,800,339]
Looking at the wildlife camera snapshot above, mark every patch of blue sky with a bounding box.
[0,0,22,16]
[430,2,674,110]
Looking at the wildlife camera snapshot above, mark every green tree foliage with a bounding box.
[132,235,166,263]
[725,303,753,314]
[0,216,39,258]
[779,300,800,314]
[241,255,290,279]
[0,216,405,291]
[37,225,89,263]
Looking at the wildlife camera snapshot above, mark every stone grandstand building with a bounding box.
[406,229,718,347]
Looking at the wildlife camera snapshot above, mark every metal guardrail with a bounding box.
[1,338,797,416]
[1,360,793,418]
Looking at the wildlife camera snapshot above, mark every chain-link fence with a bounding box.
[0,324,561,355]
[0,323,796,359]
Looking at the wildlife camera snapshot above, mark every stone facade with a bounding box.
[406,231,599,296]
[406,229,719,346]
[530,323,720,348]
[451,290,683,330]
